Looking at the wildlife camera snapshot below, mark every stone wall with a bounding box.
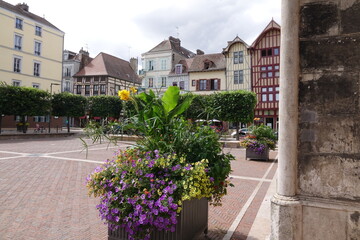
[271,0,360,239]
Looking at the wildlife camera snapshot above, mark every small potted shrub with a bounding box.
[85,87,234,240]
[240,124,277,161]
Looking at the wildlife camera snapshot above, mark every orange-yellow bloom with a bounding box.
[118,90,130,101]
[130,87,137,93]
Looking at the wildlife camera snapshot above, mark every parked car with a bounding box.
[231,128,250,138]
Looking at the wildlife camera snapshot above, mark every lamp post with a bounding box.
[49,83,60,133]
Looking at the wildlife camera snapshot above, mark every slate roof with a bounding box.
[188,53,225,72]
[222,36,249,54]
[0,0,62,32]
[250,19,281,48]
[74,53,141,84]
[144,36,195,58]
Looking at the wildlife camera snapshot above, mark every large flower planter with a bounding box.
[245,147,269,161]
[108,198,208,240]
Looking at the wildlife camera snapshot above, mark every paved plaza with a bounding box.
[0,135,277,240]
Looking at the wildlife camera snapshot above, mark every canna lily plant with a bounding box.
[86,86,234,239]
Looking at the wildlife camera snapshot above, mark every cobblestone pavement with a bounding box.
[0,136,277,240]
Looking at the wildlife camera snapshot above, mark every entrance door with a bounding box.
[266,118,274,129]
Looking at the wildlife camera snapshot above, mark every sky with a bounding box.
[6,0,281,68]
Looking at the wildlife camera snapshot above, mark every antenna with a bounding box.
[176,26,179,38]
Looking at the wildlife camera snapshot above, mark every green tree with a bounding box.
[51,92,87,132]
[181,93,216,120]
[0,85,51,133]
[212,90,257,140]
[88,95,122,119]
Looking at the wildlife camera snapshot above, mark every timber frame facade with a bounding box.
[250,20,281,130]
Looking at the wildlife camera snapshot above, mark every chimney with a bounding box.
[169,36,181,51]
[16,3,29,11]
[130,57,138,74]
[79,47,89,56]
[196,49,205,55]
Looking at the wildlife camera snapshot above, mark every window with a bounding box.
[175,64,182,74]
[93,85,99,95]
[100,85,106,94]
[34,41,41,56]
[161,59,166,70]
[274,48,280,56]
[85,85,90,96]
[64,67,71,77]
[64,81,71,92]
[13,80,21,86]
[234,51,244,64]
[85,77,91,83]
[14,35,22,50]
[179,81,184,90]
[234,70,243,84]
[76,85,82,94]
[148,78,153,87]
[33,62,40,76]
[15,18,23,29]
[211,79,218,90]
[13,57,21,72]
[34,116,49,122]
[161,77,166,87]
[260,64,280,79]
[32,83,40,88]
[35,26,42,36]
[262,94,267,102]
[269,94,273,101]
[199,80,207,90]
[172,82,178,87]
[148,60,154,71]
[192,80,195,86]
[276,93,280,101]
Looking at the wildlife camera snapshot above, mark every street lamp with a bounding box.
[49,83,60,133]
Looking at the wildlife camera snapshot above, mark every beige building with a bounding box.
[0,1,64,93]
[222,36,251,91]
[188,53,226,95]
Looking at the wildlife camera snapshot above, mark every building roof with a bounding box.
[188,53,225,73]
[0,1,63,32]
[250,19,281,48]
[169,58,194,75]
[143,36,195,58]
[74,52,141,84]
[222,36,249,54]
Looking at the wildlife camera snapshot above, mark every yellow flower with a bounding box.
[130,87,137,93]
[118,90,130,101]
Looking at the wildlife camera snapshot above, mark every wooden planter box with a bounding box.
[246,147,269,161]
[108,198,208,240]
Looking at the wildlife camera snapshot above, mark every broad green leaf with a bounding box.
[162,86,179,113]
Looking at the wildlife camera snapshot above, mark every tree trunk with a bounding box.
[67,116,70,133]
[235,122,240,140]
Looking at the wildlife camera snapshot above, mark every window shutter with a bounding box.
[206,79,210,90]
[218,79,221,90]
[196,80,199,91]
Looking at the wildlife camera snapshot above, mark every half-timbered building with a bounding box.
[73,52,141,97]
[250,20,281,130]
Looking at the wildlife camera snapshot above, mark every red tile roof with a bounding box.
[0,0,62,32]
[74,53,141,84]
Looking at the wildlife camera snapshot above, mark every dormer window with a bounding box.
[204,60,214,70]
[175,64,182,74]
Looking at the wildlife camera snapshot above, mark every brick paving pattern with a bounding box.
[0,136,277,240]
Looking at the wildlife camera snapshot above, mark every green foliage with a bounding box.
[0,85,51,116]
[212,90,256,123]
[181,94,216,120]
[51,92,87,117]
[88,95,122,118]
[249,124,277,142]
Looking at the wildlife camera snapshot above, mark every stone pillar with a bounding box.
[270,0,302,239]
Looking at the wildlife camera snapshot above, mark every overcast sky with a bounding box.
[7,0,281,67]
